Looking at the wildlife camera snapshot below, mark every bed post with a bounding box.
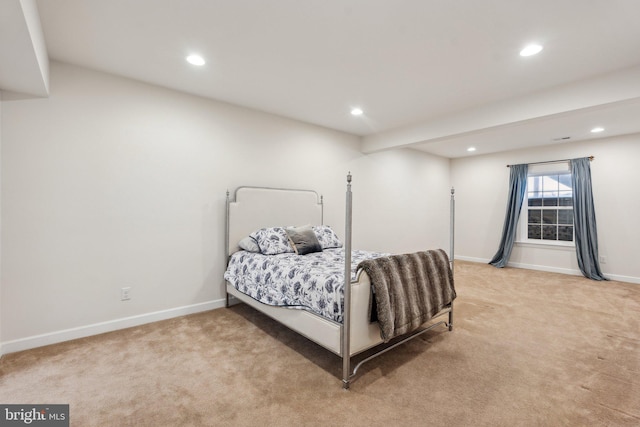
[449,187,455,331]
[225,190,231,308]
[342,172,353,389]
[450,187,455,271]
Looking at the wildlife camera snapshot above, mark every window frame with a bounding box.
[517,163,575,248]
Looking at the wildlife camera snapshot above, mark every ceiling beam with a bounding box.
[361,65,640,154]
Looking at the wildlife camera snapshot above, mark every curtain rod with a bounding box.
[506,155,594,168]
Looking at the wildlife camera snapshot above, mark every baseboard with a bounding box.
[455,255,491,264]
[1,298,227,355]
[602,273,640,284]
[454,256,640,284]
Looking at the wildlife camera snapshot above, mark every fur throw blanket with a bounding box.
[358,249,456,342]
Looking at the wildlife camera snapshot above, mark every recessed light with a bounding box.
[467,147,476,152]
[520,44,543,57]
[351,107,363,116]
[590,127,605,133]
[186,54,205,66]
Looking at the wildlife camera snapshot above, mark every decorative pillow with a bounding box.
[312,225,343,249]
[249,227,294,255]
[285,225,323,255]
[238,236,260,253]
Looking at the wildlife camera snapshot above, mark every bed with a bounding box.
[224,174,456,388]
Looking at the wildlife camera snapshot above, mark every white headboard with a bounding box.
[226,186,323,255]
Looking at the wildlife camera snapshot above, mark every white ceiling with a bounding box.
[3,0,640,158]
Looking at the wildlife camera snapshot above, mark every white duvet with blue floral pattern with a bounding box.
[224,248,386,323]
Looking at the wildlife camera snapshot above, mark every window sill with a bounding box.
[515,240,575,250]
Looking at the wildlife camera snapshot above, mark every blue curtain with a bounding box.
[489,164,528,268]
[571,158,607,280]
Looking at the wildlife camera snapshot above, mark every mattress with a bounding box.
[224,248,386,322]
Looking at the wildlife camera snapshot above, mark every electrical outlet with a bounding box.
[121,287,131,301]
[599,256,607,264]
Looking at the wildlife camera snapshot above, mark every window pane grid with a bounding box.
[526,173,573,243]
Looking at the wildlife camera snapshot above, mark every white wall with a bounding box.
[451,134,640,283]
[0,62,451,352]
[0,90,3,356]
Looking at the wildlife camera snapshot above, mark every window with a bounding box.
[521,168,574,244]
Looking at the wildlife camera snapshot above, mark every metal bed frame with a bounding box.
[341,173,455,388]
[225,173,455,389]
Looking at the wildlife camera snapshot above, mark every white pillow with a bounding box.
[312,225,343,249]
[248,227,294,255]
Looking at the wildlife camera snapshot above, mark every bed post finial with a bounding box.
[347,172,352,184]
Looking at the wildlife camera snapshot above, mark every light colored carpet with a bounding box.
[1,261,639,426]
